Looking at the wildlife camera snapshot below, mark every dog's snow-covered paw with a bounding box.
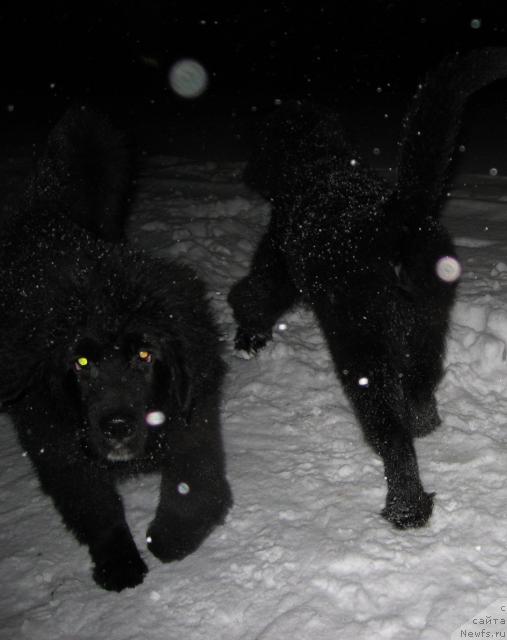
[382,490,435,529]
[233,328,270,358]
[234,348,255,360]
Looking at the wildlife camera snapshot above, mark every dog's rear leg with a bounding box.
[344,359,433,528]
[402,324,448,437]
[402,365,442,437]
[318,318,434,528]
[228,230,298,357]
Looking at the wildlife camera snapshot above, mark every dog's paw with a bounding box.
[233,327,271,357]
[93,548,148,592]
[91,527,148,591]
[147,491,230,563]
[147,517,216,563]
[382,490,435,529]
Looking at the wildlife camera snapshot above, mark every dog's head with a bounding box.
[1,255,220,463]
[63,331,192,462]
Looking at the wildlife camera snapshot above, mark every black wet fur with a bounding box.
[228,48,507,528]
[0,108,231,591]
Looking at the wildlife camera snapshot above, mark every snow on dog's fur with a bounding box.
[229,48,507,528]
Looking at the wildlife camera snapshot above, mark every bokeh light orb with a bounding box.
[145,410,166,427]
[168,59,208,98]
[436,256,461,283]
[177,482,190,495]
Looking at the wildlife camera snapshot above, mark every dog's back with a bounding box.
[244,101,350,202]
[0,108,131,401]
[246,48,507,233]
[27,107,131,241]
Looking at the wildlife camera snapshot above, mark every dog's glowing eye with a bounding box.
[138,350,152,363]
[75,356,88,371]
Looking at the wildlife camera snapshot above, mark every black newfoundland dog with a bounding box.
[0,109,231,591]
[229,48,507,528]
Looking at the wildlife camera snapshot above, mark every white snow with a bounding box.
[2,156,507,639]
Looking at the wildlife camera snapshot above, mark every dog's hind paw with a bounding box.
[382,490,435,529]
[233,327,271,357]
[234,348,255,360]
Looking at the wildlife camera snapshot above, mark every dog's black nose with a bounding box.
[100,416,136,441]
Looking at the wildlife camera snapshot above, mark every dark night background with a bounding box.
[1,1,507,169]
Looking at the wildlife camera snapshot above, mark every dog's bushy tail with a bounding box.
[29,107,131,241]
[392,47,507,225]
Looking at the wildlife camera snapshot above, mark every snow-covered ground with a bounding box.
[2,153,507,640]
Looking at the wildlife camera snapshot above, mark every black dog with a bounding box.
[229,48,507,528]
[0,109,231,591]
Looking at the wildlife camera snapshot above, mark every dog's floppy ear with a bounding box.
[161,339,194,423]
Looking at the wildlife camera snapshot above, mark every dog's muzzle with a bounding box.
[100,414,139,461]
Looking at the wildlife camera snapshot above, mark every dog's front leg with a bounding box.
[147,406,232,562]
[32,456,147,591]
[147,456,231,562]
